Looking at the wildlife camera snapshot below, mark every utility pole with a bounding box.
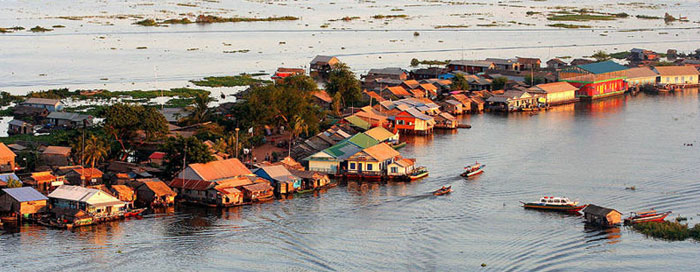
[235,127,240,159]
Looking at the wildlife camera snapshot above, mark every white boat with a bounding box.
[461,162,485,177]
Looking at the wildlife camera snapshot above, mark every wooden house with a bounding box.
[23,171,65,194]
[517,57,541,70]
[46,112,93,128]
[468,95,486,112]
[310,55,339,79]
[439,100,463,115]
[0,143,16,173]
[271,67,305,83]
[22,98,63,112]
[0,187,48,219]
[135,180,177,207]
[41,146,71,167]
[345,143,400,180]
[410,67,447,80]
[625,67,658,87]
[486,58,521,71]
[306,141,362,175]
[240,180,275,202]
[395,108,435,135]
[364,67,409,83]
[363,126,399,145]
[559,60,628,100]
[417,83,439,98]
[449,94,473,113]
[653,66,699,86]
[582,204,622,226]
[387,157,415,178]
[546,58,567,69]
[363,90,385,103]
[447,60,494,74]
[630,48,659,62]
[13,105,49,122]
[109,185,136,203]
[401,80,421,90]
[528,82,578,105]
[312,90,333,110]
[254,165,301,194]
[288,169,330,190]
[148,151,166,166]
[380,86,412,100]
[486,90,541,111]
[168,158,258,206]
[570,58,594,66]
[434,112,458,129]
[48,185,126,218]
[8,119,33,135]
[65,167,103,186]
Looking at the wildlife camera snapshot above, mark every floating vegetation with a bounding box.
[476,22,502,27]
[0,26,24,33]
[52,25,65,28]
[136,46,148,49]
[223,50,249,53]
[328,16,360,22]
[195,15,299,24]
[547,23,592,29]
[57,16,83,21]
[176,3,198,7]
[134,19,159,26]
[631,221,700,241]
[190,74,270,87]
[636,14,662,20]
[610,51,630,59]
[390,8,404,11]
[547,14,616,21]
[162,18,193,24]
[187,48,199,51]
[29,26,52,32]
[413,31,420,36]
[320,23,330,28]
[411,58,449,66]
[372,14,408,19]
[434,24,469,29]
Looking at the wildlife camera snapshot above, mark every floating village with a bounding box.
[0,47,699,240]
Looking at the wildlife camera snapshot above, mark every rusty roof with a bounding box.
[189,158,251,181]
[0,143,16,158]
[312,90,333,103]
[362,143,400,162]
[73,168,103,177]
[169,178,214,191]
[654,65,700,76]
[142,181,177,196]
[43,146,71,156]
[111,185,134,196]
[385,86,411,97]
[532,82,578,94]
[625,67,658,79]
[241,182,273,192]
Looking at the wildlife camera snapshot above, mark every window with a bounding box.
[682,76,685,82]
[391,167,398,173]
[367,164,373,171]
[349,163,355,170]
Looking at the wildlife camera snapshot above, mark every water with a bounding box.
[1,91,698,271]
[2,0,700,92]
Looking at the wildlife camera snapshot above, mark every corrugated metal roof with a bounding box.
[2,187,48,202]
[346,133,380,149]
[322,141,362,160]
[188,158,252,181]
[576,60,628,74]
[364,127,395,142]
[0,143,16,158]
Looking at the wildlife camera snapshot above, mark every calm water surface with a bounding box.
[1,91,699,271]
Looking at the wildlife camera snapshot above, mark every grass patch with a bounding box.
[162,18,193,24]
[434,24,469,29]
[97,88,208,99]
[411,58,449,66]
[636,14,662,20]
[547,14,616,21]
[631,221,700,241]
[195,15,299,24]
[134,19,159,26]
[223,49,250,53]
[29,26,52,32]
[547,23,592,29]
[52,25,65,28]
[190,74,271,87]
[610,51,630,59]
[329,16,360,22]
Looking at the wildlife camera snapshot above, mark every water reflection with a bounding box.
[584,225,622,245]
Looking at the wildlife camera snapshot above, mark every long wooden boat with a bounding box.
[521,196,587,212]
[409,167,429,180]
[391,142,407,150]
[624,210,671,225]
[461,162,485,178]
[124,208,147,218]
[295,188,315,194]
[433,186,452,196]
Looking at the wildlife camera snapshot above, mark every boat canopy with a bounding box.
[539,196,575,205]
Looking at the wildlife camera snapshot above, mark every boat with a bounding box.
[624,210,671,225]
[124,208,147,218]
[521,196,587,212]
[408,167,429,180]
[433,186,452,196]
[461,162,485,177]
[295,188,315,194]
[391,142,407,150]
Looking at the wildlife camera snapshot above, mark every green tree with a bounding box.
[450,74,470,91]
[491,77,508,90]
[162,136,214,178]
[325,63,362,107]
[410,58,420,67]
[591,50,611,62]
[281,74,318,92]
[332,91,343,116]
[524,75,545,86]
[83,134,110,169]
[184,92,214,125]
[288,115,308,157]
[104,103,167,159]
[6,177,22,188]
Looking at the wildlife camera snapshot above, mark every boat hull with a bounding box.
[409,171,429,180]
[461,168,484,177]
[522,203,587,212]
[624,213,671,225]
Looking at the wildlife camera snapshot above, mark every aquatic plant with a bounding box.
[52,25,66,28]
[631,221,700,241]
[162,18,193,24]
[434,24,470,29]
[29,26,52,32]
[636,15,662,20]
[547,14,616,21]
[195,15,299,24]
[190,75,271,87]
[134,19,158,26]
[372,14,408,19]
[546,23,592,29]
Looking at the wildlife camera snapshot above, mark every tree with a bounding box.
[184,92,214,125]
[524,75,545,86]
[451,74,470,91]
[325,63,362,107]
[591,50,611,62]
[162,136,214,178]
[104,103,167,159]
[491,77,508,90]
[6,177,22,188]
[410,58,420,67]
[332,91,342,115]
[281,74,317,93]
[288,115,308,157]
[83,134,110,169]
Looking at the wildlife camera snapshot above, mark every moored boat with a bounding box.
[461,162,485,177]
[433,186,452,196]
[521,196,587,212]
[124,208,147,218]
[624,210,671,225]
[409,167,429,180]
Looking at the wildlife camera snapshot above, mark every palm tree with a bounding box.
[6,177,22,188]
[83,134,110,169]
[288,115,308,157]
[186,92,214,125]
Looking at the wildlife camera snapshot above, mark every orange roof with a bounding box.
[312,90,333,103]
[450,94,473,105]
[188,158,251,181]
[408,89,425,98]
[626,67,658,79]
[385,86,411,97]
[73,168,103,177]
[654,66,699,76]
[116,173,130,179]
[111,185,134,196]
[402,80,420,88]
[169,178,213,191]
[241,182,273,192]
[43,146,71,156]
[0,143,15,158]
[142,181,177,196]
[31,171,56,182]
[362,143,400,162]
[216,176,254,188]
[364,90,386,102]
[534,82,578,94]
[215,186,241,195]
[419,83,438,92]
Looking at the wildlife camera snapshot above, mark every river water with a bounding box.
[1,91,698,271]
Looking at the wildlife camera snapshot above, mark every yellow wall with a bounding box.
[547,90,576,104]
[627,76,656,86]
[662,75,698,84]
[308,160,338,173]
[347,160,380,173]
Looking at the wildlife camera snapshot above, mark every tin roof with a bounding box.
[653,65,700,76]
[362,143,400,162]
[2,187,47,202]
[582,204,620,216]
[346,133,380,149]
[344,115,371,130]
[48,185,123,205]
[322,141,363,160]
[142,181,176,196]
[625,67,658,79]
[532,82,578,94]
[43,146,71,156]
[24,98,60,106]
[0,143,16,158]
[312,90,333,103]
[363,127,395,142]
[576,60,628,74]
[188,158,251,181]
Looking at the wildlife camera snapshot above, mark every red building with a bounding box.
[559,60,628,100]
[394,108,434,135]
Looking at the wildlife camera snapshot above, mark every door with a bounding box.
[358,163,363,173]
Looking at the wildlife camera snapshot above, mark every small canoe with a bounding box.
[391,142,407,150]
[124,208,147,218]
[624,210,671,225]
[433,186,452,196]
[409,167,429,180]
